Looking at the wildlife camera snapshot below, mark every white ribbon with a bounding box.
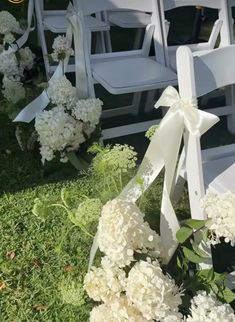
[67,4,89,99]
[11,0,35,52]
[13,3,89,123]
[89,86,219,269]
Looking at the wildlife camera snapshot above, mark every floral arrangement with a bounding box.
[35,75,103,164]
[0,11,36,115]
[32,142,235,321]
[83,195,235,321]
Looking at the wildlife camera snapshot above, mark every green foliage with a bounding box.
[176,226,193,243]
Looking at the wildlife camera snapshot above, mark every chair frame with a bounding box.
[76,0,178,138]
[35,0,109,79]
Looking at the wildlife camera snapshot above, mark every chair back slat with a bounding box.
[76,0,154,15]
[163,0,223,11]
[193,46,235,97]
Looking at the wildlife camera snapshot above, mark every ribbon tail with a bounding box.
[13,90,50,123]
[13,0,34,50]
[68,10,89,99]
[197,109,220,135]
[88,232,99,271]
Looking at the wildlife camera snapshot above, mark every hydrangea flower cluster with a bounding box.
[0,11,20,44]
[84,198,185,321]
[84,256,126,302]
[201,190,235,246]
[89,296,149,322]
[51,35,74,62]
[185,291,235,322]
[47,75,76,108]
[126,260,183,321]
[98,198,162,267]
[0,11,35,105]
[35,105,85,164]
[85,258,183,321]
[35,76,103,163]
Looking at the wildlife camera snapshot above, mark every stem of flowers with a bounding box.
[49,204,94,238]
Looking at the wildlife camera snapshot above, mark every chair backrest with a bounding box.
[176,45,235,218]
[76,0,154,16]
[160,0,232,47]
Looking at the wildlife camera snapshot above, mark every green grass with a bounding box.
[0,180,93,322]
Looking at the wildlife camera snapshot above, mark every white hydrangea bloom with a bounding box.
[90,296,149,322]
[2,75,25,103]
[3,32,15,44]
[84,257,126,302]
[0,48,19,76]
[201,191,235,246]
[0,11,20,35]
[72,98,103,128]
[98,199,162,267]
[186,291,235,322]
[51,35,74,62]
[47,76,76,108]
[126,260,183,321]
[35,105,85,164]
[19,47,35,71]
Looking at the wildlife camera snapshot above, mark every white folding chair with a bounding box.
[159,0,230,71]
[175,45,235,286]
[177,45,235,217]
[35,0,110,78]
[76,0,177,139]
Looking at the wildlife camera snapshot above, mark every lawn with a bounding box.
[1,2,235,321]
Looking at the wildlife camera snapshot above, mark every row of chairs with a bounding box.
[20,0,235,140]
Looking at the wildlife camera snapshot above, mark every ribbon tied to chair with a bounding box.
[89,86,219,269]
[13,3,89,123]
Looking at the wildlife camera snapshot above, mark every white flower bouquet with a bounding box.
[35,76,103,166]
[0,11,36,111]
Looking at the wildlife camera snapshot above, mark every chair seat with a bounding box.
[92,56,177,94]
[204,156,235,193]
[43,14,110,33]
[108,11,151,28]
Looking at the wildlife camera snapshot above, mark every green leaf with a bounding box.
[176,226,193,243]
[191,241,210,258]
[197,227,209,243]
[198,268,215,282]
[176,256,182,269]
[185,219,208,230]
[221,288,235,303]
[32,198,49,222]
[182,247,204,264]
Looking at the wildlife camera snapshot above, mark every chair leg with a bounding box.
[133,28,144,50]
[145,90,157,113]
[226,85,235,134]
[37,25,51,80]
[104,30,112,53]
[94,32,107,54]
